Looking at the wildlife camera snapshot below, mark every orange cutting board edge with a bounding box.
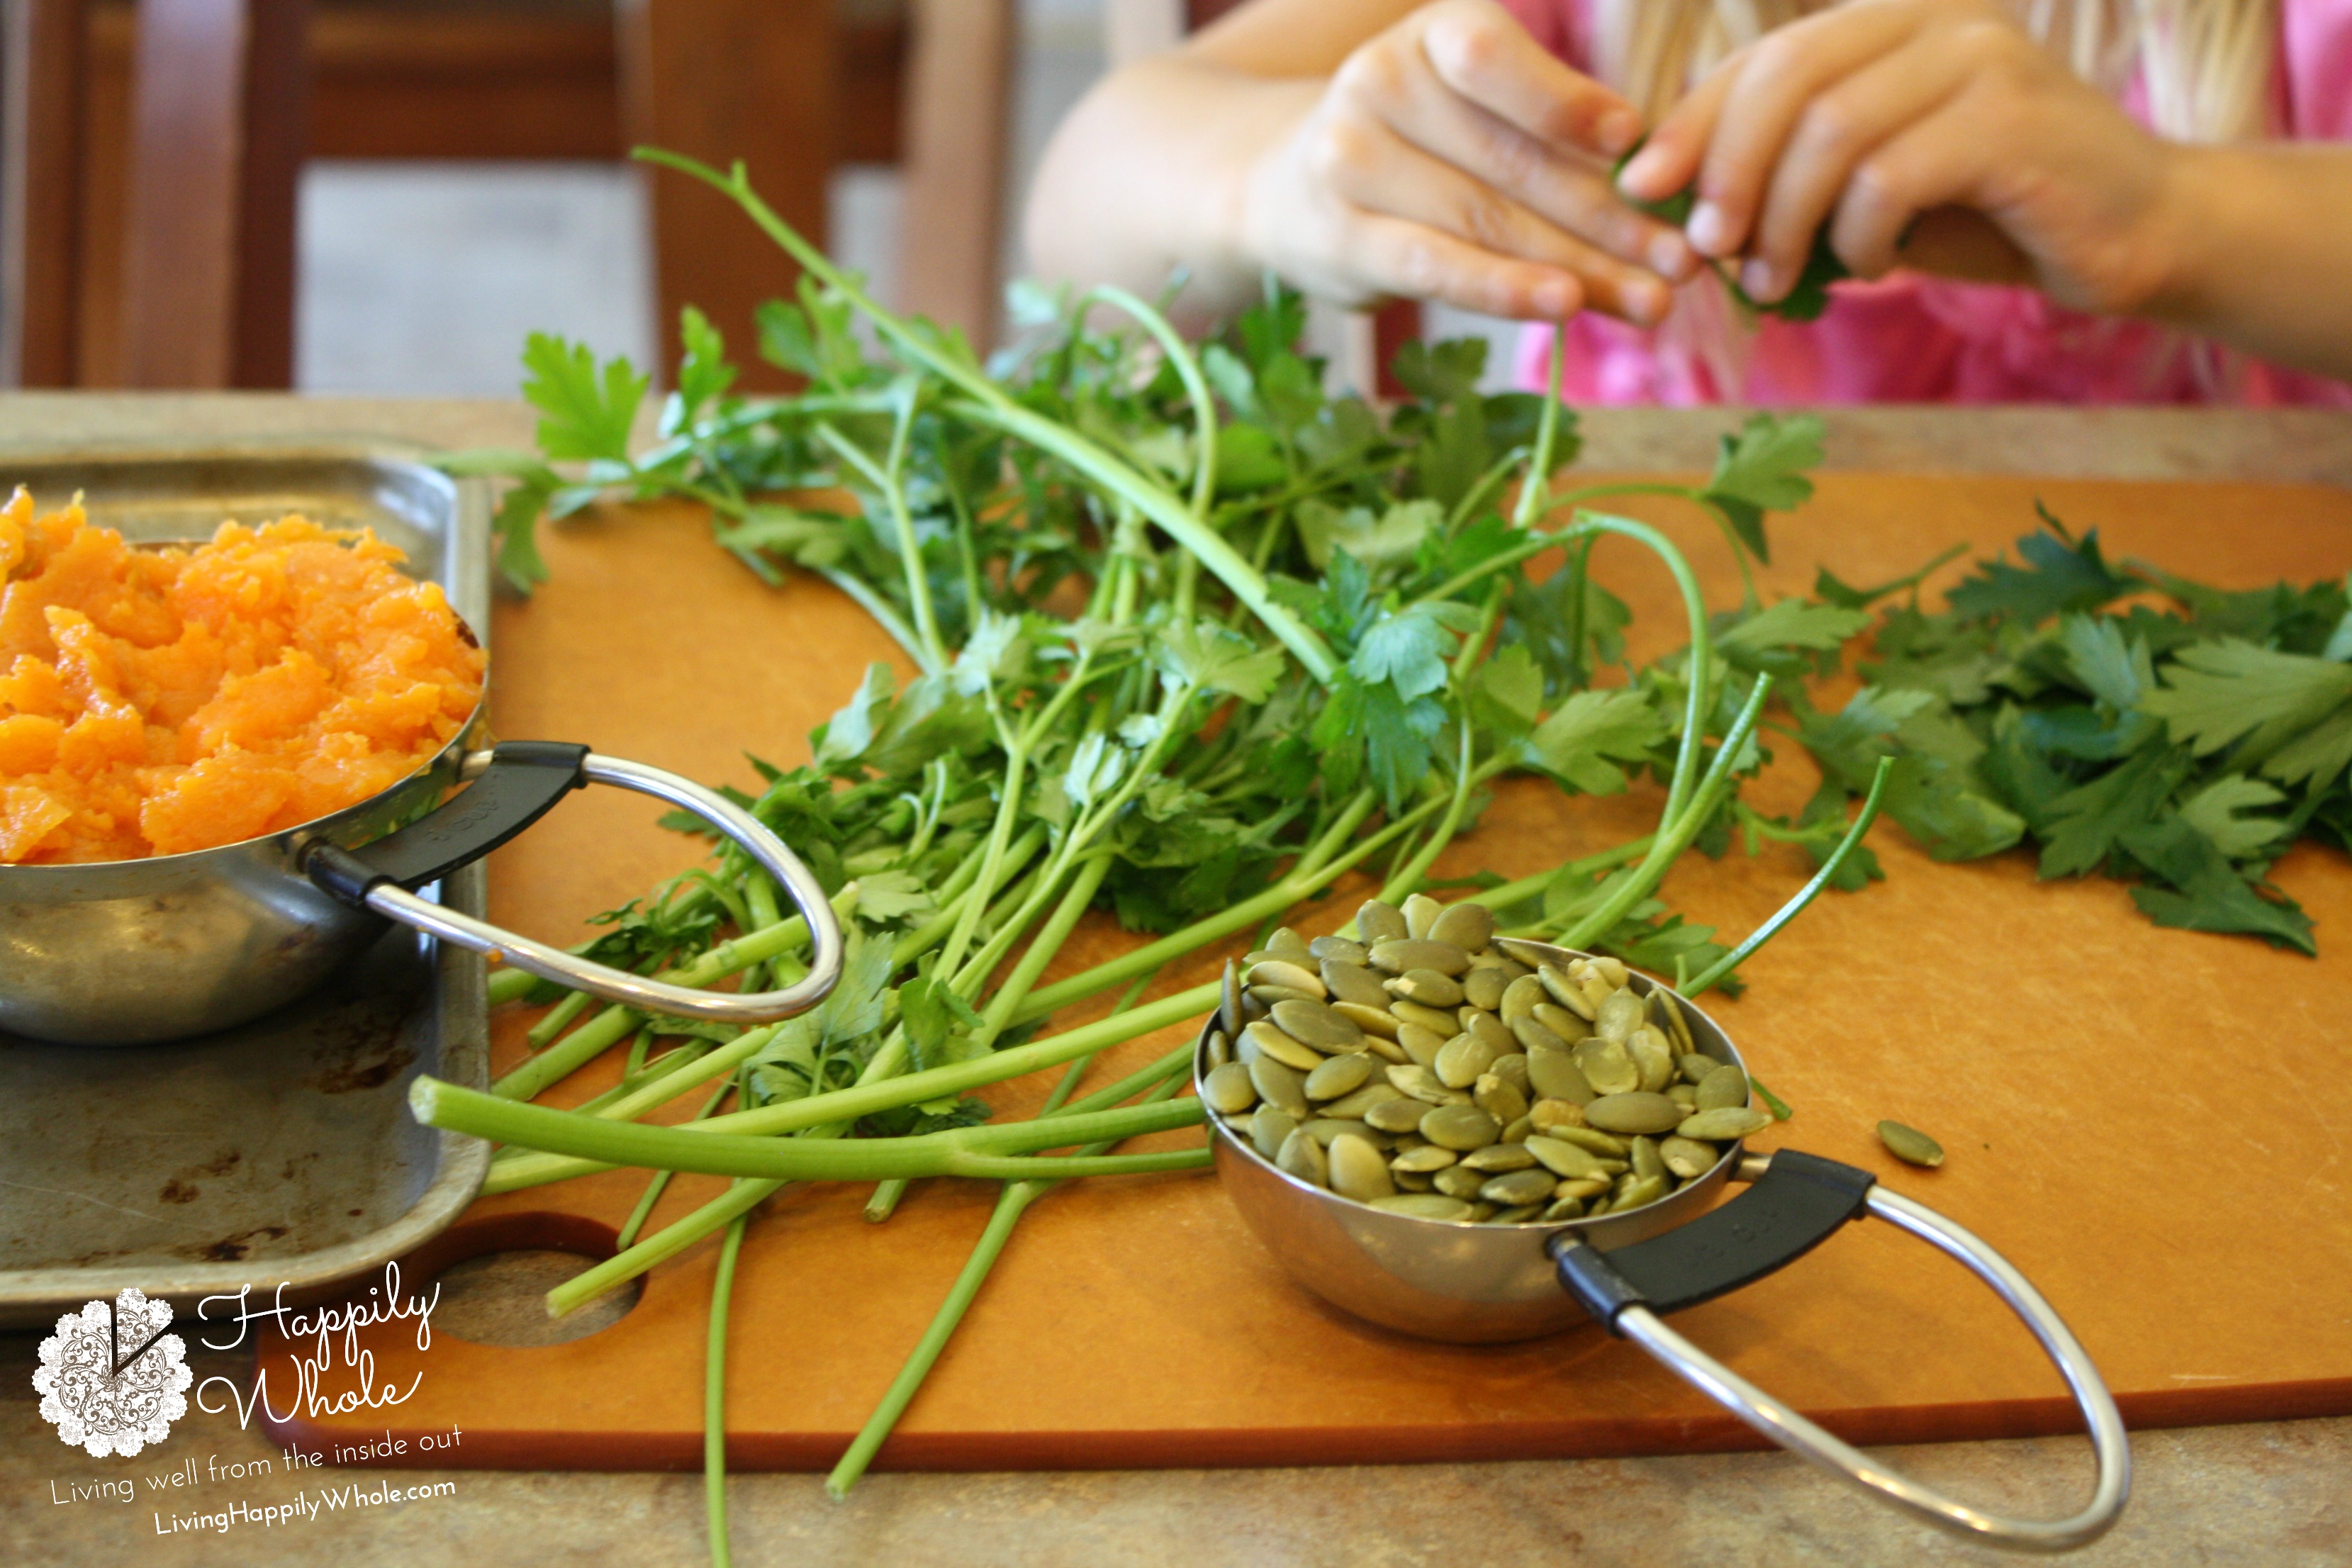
[261,472,2352,1471]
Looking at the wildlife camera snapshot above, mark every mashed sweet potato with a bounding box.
[0,490,486,863]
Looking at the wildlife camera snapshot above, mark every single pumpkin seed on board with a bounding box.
[1433,1165,1488,1199]
[1461,1142,1537,1172]
[1572,1038,1640,1097]
[1527,1048,1595,1104]
[1277,1126,1329,1185]
[1321,961,1391,1008]
[1421,1104,1502,1151]
[1461,965,1508,1013]
[1310,934,1369,965]
[1427,901,1495,951]
[1370,939,1472,978]
[1388,998,1462,1036]
[1249,1105,1297,1160]
[1357,899,1409,944]
[1321,1080,1404,1119]
[1250,1055,1311,1119]
[1387,968,1465,1008]
[1584,1092,1686,1136]
[1501,974,1545,1026]
[1676,1107,1772,1141]
[1371,1194,1472,1221]
[1659,1136,1718,1179]
[1328,1133,1396,1202]
[1244,1021,1324,1074]
[1473,1073,1528,1125]
[1304,1051,1375,1101]
[1401,892,1443,939]
[1365,1097,1430,1134]
[1479,1168,1557,1207]
[1246,959,1325,999]
[1394,1021,1451,1068]
[1391,1143,1457,1173]
[1333,1001,1401,1041]
[1272,998,1364,1051]
[1204,1061,1259,1114]
[1434,1031,1501,1090]
[1878,1121,1946,1168]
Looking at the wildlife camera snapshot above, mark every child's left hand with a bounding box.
[1614,0,2190,317]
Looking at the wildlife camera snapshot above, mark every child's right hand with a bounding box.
[1226,0,1698,325]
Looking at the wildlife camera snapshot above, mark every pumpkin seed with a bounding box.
[1486,1051,1530,1095]
[1584,1092,1686,1135]
[1589,956,1630,987]
[1359,1034,1411,1065]
[1272,998,1363,1051]
[1265,926,1312,963]
[1460,1142,1537,1172]
[1321,961,1392,1008]
[1387,968,1465,1008]
[1420,1104,1501,1151]
[1659,1136,1718,1179]
[1357,899,1409,944]
[1302,1117,1374,1147]
[1540,1197,1588,1222]
[1676,1107,1771,1141]
[1461,965,1507,1012]
[1629,1135,1665,1182]
[1666,1085,1698,1110]
[1370,1194,1473,1220]
[1428,901,1496,951]
[1571,1038,1640,1097]
[1303,1051,1374,1101]
[1219,959,1243,1038]
[1626,1026,1676,1094]
[1595,990,1645,1043]
[1528,1097,1585,1135]
[1320,1080,1404,1119]
[1249,1056,1311,1119]
[1499,1114,1533,1143]
[1677,1053,1720,1087]
[1205,1029,1231,1069]
[1402,892,1444,939]
[1247,984,1320,1007]
[1479,1168,1557,1207]
[1433,1031,1501,1090]
[1501,973,1546,1026]
[1388,997,1462,1035]
[1523,1136,1610,1180]
[1473,1073,1529,1124]
[1204,1061,1259,1114]
[1369,939,1472,977]
[1510,1015,1571,1055]
[1545,1125,1632,1158]
[1433,1165,1488,1199]
[1878,1120,1945,1168]
[1392,1170,1437,1192]
[1328,1133,1395,1202]
[1394,1022,1451,1068]
[1365,1097,1429,1134]
[1276,1127,1327,1184]
[1309,935,1369,966]
[1531,1002,1590,1043]
[1551,1176,1613,1202]
[1332,1001,1401,1039]
[1244,1021,1325,1073]
[1609,1172,1669,1212]
[1246,959,1325,999]
[1527,1048,1596,1104]
[1391,1144,1457,1173]
[1461,1010,1516,1055]
[1249,1105,1298,1160]
[1695,1064,1752,1111]
[1650,987,1696,1053]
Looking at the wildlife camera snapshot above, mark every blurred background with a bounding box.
[0,0,1515,399]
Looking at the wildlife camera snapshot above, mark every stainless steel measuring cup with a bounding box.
[0,622,844,1046]
[1197,937,2129,1552]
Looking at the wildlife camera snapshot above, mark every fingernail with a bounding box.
[1535,279,1579,320]
[1596,108,1643,157]
[1740,258,1779,300]
[1686,201,1729,257]
[1647,230,1695,279]
[1626,279,1671,327]
[1618,146,1664,193]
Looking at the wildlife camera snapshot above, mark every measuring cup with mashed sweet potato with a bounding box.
[0,492,840,1045]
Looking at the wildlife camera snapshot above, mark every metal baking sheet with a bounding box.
[0,443,493,1328]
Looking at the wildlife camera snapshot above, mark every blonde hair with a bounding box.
[1595,0,2279,142]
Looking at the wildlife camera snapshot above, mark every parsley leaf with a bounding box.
[1944,515,2129,624]
[522,332,646,463]
[1702,414,1825,564]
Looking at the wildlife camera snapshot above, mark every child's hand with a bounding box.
[1616,0,2188,317]
[1233,0,1698,324]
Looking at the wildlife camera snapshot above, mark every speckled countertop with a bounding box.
[1,397,2346,1568]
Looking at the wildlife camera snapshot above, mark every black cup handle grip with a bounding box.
[1552,1149,1876,1330]
[306,741,589,903]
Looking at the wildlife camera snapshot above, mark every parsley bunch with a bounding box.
[1798,513,2351,953]
[425,152,1891,1555]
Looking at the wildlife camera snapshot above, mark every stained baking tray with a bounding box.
[0,443,493,1328]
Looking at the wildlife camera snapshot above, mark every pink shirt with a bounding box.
[1499,0,2352,405]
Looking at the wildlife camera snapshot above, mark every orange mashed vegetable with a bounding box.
[0,490,485,863]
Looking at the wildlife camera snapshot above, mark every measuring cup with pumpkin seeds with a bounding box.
[1193,909,2128,1553]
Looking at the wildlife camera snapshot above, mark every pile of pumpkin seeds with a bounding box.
[1198,895,1773,1225]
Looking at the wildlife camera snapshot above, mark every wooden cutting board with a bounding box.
[258,473,2352,1470]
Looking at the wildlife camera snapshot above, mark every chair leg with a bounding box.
[621,0,835,391]
[118,0,307,388]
